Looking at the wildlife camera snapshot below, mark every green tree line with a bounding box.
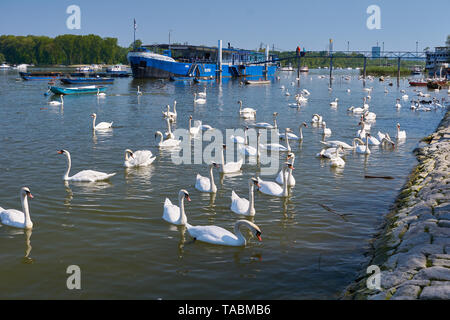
[0,34,132,65]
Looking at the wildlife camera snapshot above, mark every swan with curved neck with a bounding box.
[91,113,113,130]
[186,219,262,246]
[276,153,296,186]
[49,95,64,106]
[220,144,243,173]
[355,134,371,154]
[322,121,332,136]
[194,93,206,104]
[396,123,406,139]
[238,100,256,119]
[162,189,190,225]
[261,128,291,152]
[254,112,278,129]
[162,101,177,121]
[195,163,219,193]
[124,149,155,167]
[230,178,260,216]
[154,131,181,147]
[137,86,142,95]
[0,187,34,229]
[279,122,307,140]
[257,163,293,197]
[57,149,116,181]
[165,117,174,139]
[189,115,202,136]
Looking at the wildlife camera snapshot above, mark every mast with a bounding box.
[133,18,136,49]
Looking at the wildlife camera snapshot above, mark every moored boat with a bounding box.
[20,71,64,80]
[50,85,107,95]
[60,77,114,84]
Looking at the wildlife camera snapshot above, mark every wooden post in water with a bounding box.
[363,56,367,79]
[397,57,401,87]
[216,40,222,81]
[329,54,333,88]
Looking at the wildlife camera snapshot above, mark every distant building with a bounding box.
[371,46,381,59]
[425,46,450,77]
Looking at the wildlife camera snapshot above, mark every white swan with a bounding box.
[276,153,296,186]
[396,123,406,140]
[363,110,376,121]
[329,148,345,168]
[253,112,278,129]
[260,128,292,152]
[355,135,371,154]
[155,131,181,148]
[124,149,155,168]
[162,101,177,121]
[164,117,175,139]
[57,149,116,182]
[137,86,142,96]
[230,127,248,144]
[97,89,106,97]
[395,98,402,109]
[237,130,260,157]
[220,145,243,173]
[49,95,64,106]
[238,100,256,119]
[230,178,260,216]
[322,121,332,136]
[279,122,307,140]
[195,163,218,193]
[188,115,202,136]
[316,146,344,159]
[330,98,338,108]
[311,114,323,124]
[91,113,113,130]
[162,189,190,225]
[186,219,262,246]
[197,88,207,98]
[257,163,293,197]
[0,187,34,229]
[194,93,206,104]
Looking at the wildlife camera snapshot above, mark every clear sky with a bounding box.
[1,0,448,52]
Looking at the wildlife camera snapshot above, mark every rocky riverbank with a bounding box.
[342,110,450,300]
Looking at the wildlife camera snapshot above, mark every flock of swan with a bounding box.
[2,75,448,247]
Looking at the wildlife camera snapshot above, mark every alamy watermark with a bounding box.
[66,5,81,30]
[66,265,81,290]
[366,5,381,30]
[366,265,381,290]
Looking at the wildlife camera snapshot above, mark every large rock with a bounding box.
[380,271,411,289]
[419,286,450,300]
[391,285,420,299]
[413,266,450,281]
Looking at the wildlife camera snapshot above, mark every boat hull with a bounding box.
[128,54,277,79]
[50,86,107,95]
[61,78,114,84]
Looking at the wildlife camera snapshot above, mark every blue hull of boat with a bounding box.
[61,78,114,84]
[128,55,277,79]
[50,86,107,95]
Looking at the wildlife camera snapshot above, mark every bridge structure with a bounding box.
[252,50,426,87]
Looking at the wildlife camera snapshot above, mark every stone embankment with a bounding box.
[343,111,450,300]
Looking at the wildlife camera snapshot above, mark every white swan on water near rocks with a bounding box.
[57,149,116,182]
[230,178,260,216]
[186,219,262,246]
[0,187,34,229]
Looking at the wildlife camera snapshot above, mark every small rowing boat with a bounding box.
[245,79,271,85]
[50,85,108,95]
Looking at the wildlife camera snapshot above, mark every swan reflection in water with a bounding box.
[124,165,154,184]
[22,229,33,264]
[92,128,113,145]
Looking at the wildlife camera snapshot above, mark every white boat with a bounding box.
[0,63,11,69]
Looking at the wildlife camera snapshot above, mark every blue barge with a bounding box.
[127,41,278,79]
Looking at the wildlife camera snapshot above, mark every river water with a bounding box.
[0,69,446,299]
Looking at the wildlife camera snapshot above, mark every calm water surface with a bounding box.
[0,69,446,299]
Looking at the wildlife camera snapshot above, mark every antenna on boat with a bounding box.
[133,18,137,49]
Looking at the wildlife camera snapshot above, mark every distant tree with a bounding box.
[446,35,450,46]
[129,39,142,49]
[0,52,5,62]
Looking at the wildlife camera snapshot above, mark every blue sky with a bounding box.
[1,0,448,51]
